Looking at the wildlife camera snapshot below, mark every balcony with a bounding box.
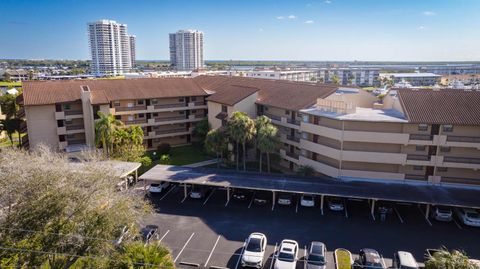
[286,118,301,126]
[19,121,28,133]
[155,128,188,135]
[406,154,431,161]
[409,134,433,141]
[57,126,66,135]
[64,110,83,116]
[114,105,147,112]
[124,119,147,125]
[279,149,300,165]
[405,174,427,181]
[65,124,85,131]
[154,116,186,122]
[263,113,281,121]
[286,151,300,159]
[447,136,480,143]
[17,107,25,118]
[68,139,86,145]
[153,103,185,109]
[443,156,480,164]
[286,135,301,143]
[21,135,29,149]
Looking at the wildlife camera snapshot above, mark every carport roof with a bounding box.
[140,165,480,209]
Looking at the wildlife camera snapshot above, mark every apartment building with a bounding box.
[20,76,480,186]
[318,67,381,87]
[129,35,136,67]
[242,70,318,82]
[387,73,442,86]
[169,30,204,71]
[20,79,208,152]
[88,20,134,76]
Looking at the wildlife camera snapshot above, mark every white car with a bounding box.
[241,233,267,268]
[300,195,315,207]
[455,208,480,227]
[278,194,293,206]
[328,197,344,211]
[149,182,170,193]
[274,239,299,269]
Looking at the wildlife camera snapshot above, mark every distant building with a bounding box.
[169,30,204,71]
[242,70,317,82]
[129,35,136,68]
[318,67,380,86]
[387,73,441,86]
[0,69,30,81]
[88,19,133,76]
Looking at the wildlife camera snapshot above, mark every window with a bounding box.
[137,99,144,105]
[265,107,269,111]
[191,97,197,101]
[440,146,451,153]
[59,135,66,142]
[437,167,448,172]
[153,113,158,117]
[179,136,185,139]
[443,125,454,132]
[179,111,185,114]
[221,105,227,113]
[178,98,184,102]
[115,115,121,120]
[127,103,134,108]
[151,99,158,105]
[418,124,428,131]
[63,104,71,110]
[285,110,290,115]
[416,145,426,151]
[413,166,423,171]
[138,113,145,118]
[114,101,120,107]
[191,110,197,113]
[65,119,73,124]
[128,116,134,121]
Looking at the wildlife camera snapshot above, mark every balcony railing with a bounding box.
[64,110,83,116]
[155,128,187,135]
[409,134,433,141]
[286,135,300,143]
[124,119,147,125]
[68,139,86,145]
[65,125,85,131]
[287,118,301,126]
[17,107,25,118]
[193,101,205,106]
[286,151,300,159]
[407,154,431,161]
[405,174,427,181]
[443,156,480,164]
[263,113,281,121]
[154,116,186,122]
[114,105,147,112]
[153,103,186,109]
[447,136,480,143]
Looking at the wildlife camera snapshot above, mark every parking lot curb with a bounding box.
[179,261,200,267]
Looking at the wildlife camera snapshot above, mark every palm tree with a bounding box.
[94,111,124,157]
[227,112,256,171]
[205,129,227,168]
[425,248,478,269]
[255,116,278,173]
[111,241,174,269]
[297,165,315,177]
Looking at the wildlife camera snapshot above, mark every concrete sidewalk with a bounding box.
[182,159,219,168]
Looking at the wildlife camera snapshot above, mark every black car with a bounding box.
[354,248,386,269]
[141,225,158,243]
[232,189,250,201]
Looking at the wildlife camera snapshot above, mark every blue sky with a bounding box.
[1,0,479,61]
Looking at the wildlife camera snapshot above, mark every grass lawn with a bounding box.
[0,132,25,148]
[205,161,284,174]
[0,81,22,88]
[361,86,376,92]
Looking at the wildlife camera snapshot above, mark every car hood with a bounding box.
[243,251,263,262]
[306,263,326,269]
[274,259,296,269]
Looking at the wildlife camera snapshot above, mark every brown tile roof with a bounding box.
[22,78,208,106]
[397,88,480,125]
[206,84,259,106]
[195,76,339,111]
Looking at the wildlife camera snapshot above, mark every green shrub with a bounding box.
[159,154,170,165]
[139,156,152,167]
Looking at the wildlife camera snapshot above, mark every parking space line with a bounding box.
[453,218,463,229]
[417,205,433,226]
[234,240,247,269]
[394,206,404,224]
[203,188,216,205]
[158,230,170,243]
[204,235,221,267]
[159,185,177,200]
[269,243,278,269]
[248,192,256,208]
[295,196,299,213]
[181,191,192,203]
[303,245,307,268]
[344,202,349,218]
[174,232,195,263]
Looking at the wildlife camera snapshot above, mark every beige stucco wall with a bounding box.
[325,89,377,108]
[232,92,258,119]
[207,101,223,130]
[25,105,59,150]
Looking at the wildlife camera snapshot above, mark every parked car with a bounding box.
[306,241,327,269]
[149,182,170,194]
[354,248,386,269]
[241,233,267,268]
[278,194,293,206]
[431,206,453,222]
[274,239,299,269]
[141,225,158,244]
[328,197,345,211]
[190,186,210,199]
[455,208,480,227]
[233,189,250,201]
[254,192,270,205]
[393,251,418,269]
[300,194,315,207]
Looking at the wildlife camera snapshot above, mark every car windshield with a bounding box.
[466,212,480,219]
[246,238,262,252]
[437,207,451,214]
[278,251,295,262]
[303,196,313,201]
[308,254,325,265]
[150,184,159,187]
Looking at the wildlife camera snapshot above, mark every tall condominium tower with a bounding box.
[88,19,133,76]
[169,30,204,71]
[129,35,136,68]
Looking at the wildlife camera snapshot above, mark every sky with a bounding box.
[1,0,479,61]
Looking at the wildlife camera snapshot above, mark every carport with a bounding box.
[140,165,480,220]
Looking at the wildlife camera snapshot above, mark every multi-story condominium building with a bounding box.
[129,35,136,68]
[318,67,381,87]
[88,20,133,76]
[169,30,204,71]
[387,73,442,86]
[20,76,480,186]
[241,70,318,82]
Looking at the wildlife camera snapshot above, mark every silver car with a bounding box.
[431,206,452,222]
[305,242,327,269]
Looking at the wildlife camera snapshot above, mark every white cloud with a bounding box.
[324,0,331,3]
[418,25,427,30]
[422,11,436,16]
[287,15,296,19]
[305,20,314,24]
[276,16,284,20]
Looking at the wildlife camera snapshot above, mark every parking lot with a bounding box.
[140,183,480,269]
